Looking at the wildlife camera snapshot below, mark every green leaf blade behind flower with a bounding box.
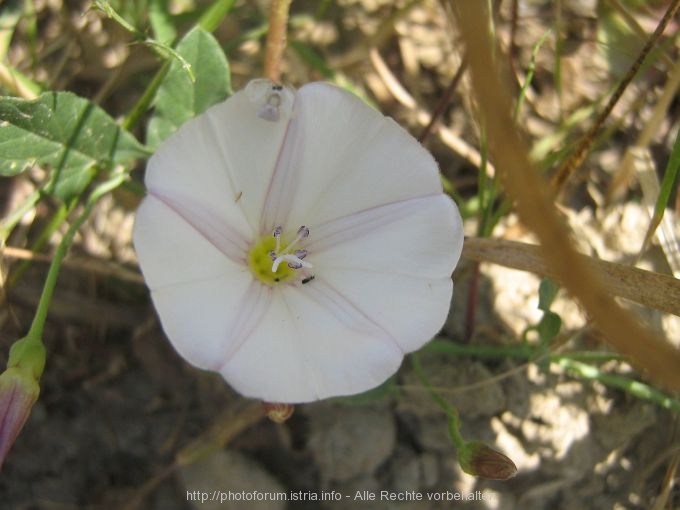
[0,91,147,200]
[149,0,177,45]
[146,27,232,149]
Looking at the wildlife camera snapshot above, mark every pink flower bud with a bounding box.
[0,367,40,469]
[458,441,517,480]
[262,402,294,424]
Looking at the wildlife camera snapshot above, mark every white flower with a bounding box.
[133,79,464,403]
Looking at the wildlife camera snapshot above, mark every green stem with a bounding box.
[424,338,680,414]
[556,358,680,415]
[411,353,465,449]
[424,338,534,360]
[8,202,72,289]
[26,174,127,341]
[122,60,170,131]
[198,0,236,32]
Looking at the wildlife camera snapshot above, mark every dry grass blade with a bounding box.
[455,2,680,392]
[418,57,468,144]
[634,148,680,277]
[608,58,680,204]
[549,0,680,194]
[650,447,679,510]
[369,46,490,173]
[2,245,145,284]
[463,237,680,317]
[0,61,39,99]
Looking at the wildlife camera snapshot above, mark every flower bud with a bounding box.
[0,366,40,469]
[262,402,294,424]
[458,441,517,480]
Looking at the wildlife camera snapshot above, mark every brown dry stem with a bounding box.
[463,237,680,317]
[263,0,292,83]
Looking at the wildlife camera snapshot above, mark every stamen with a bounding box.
[285,226,310,253]
[268,226,313,276]
[272,226,282,253]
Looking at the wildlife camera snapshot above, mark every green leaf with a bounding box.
[538,278,559,311]
[537,311,562,343]
[198,0,236,33]
[0,0,23,59]
[149,0,177,44]
[0,92,147,200]
[146,27,232,148]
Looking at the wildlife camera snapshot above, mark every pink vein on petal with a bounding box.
[299,278,404,355]
[218,281,273,370]
[306,194,440,254]
[259,94,302,234]
[149,191,249,264]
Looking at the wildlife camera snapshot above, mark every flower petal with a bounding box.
[271,82,444,228]
[133,194,247,287]
[134,194,264,370]
[314,270,452,353]
[150,274,260,370]
[219,285,404,403]
[308,194,463,279]
[144,85,295,236]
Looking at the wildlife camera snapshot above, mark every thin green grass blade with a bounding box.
[639,127,680,253]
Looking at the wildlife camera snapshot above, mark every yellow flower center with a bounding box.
[247,235,296,285]
[247,226,312,285]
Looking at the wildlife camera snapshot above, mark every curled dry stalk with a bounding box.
[454,2,680,393]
